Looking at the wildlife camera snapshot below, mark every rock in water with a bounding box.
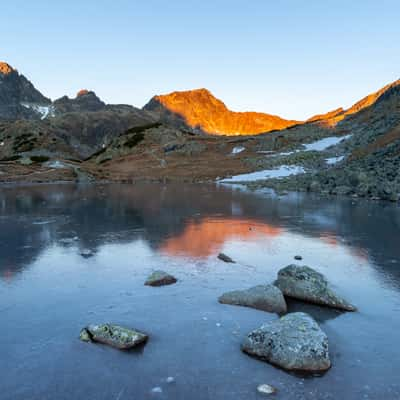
[275,265,356,311]
[242,312,331,372]
[145,270,177,286]
[217,253,235,263]
[80,249,94,258]
[218,285,287,314]
[294,255,303,260]
[79,324,148,350]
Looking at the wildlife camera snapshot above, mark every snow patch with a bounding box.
[21,103,54,120]
[232,146,245,154]
[326,156,344,165]
[220,165,305,182]
[44,160,70,169]
[303,135,352,152]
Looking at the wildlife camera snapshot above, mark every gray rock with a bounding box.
[294,255,303,260]
[218,285,287,314]
[80,323,148,350]
[217,253,235,263]
[80,249,94,258]
[145,270,177,287]
[19,157,33,165]
[275,265,356,311]
[242,312,331,372]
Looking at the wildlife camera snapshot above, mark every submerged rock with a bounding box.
[242,312,331,372]
[217,253,235,263]
[218,285,287,314]
[145,270,177,286]
[275,265,356,311]
[294,255,303,260]
[79,324,148,350]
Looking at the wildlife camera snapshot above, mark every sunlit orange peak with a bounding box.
[77,89,90,97]
[0,62,14,75]
[146,88,300,136]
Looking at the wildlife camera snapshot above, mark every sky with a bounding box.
[1,0,399,120]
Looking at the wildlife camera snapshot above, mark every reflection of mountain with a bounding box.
[0,184,399,285]
[161,218,281,257]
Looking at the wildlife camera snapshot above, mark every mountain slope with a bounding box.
[0,62,51,120]
[144,88,299,136]
[239,80,400,201]
[307,79,400,126]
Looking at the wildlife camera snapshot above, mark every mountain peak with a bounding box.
[77,89,90,97]
[0,62,15,75]
[144,88,299,135]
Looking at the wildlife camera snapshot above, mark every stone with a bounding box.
[242,312,331,372]
[218,285,287,314]
[275,265,356,311]
[294,255,303,260]
[145,270,177,287]
[19,157,33,166]
[217,253,235,263]
[79,324,148,350]
[80,249,94,258]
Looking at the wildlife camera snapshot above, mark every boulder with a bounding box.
[80,324,148,350]
[145,270,177,286]
[242,312,331,372]
[275,265,356,311]
[218,285,287,314]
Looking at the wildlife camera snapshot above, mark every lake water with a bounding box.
[1,183,399,400]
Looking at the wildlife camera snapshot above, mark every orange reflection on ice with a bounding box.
[320,233,368,262]
[320,233,338,247]
[161,218,282,257]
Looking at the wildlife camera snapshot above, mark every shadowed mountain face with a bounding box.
[143,88,300,135]
[53,90,106,114]
[0,63,157,160]
[0,62,51,120]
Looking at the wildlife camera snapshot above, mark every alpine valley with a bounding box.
[0,61,399,201]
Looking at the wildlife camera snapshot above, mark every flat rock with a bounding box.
[242,312,331,372]
[80,323,148,350]
[275,265,356,311]
[145,270,177,286]
[218,285,287,314]
[217,253,235,263]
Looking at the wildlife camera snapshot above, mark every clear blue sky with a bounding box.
[1,0,399,120]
